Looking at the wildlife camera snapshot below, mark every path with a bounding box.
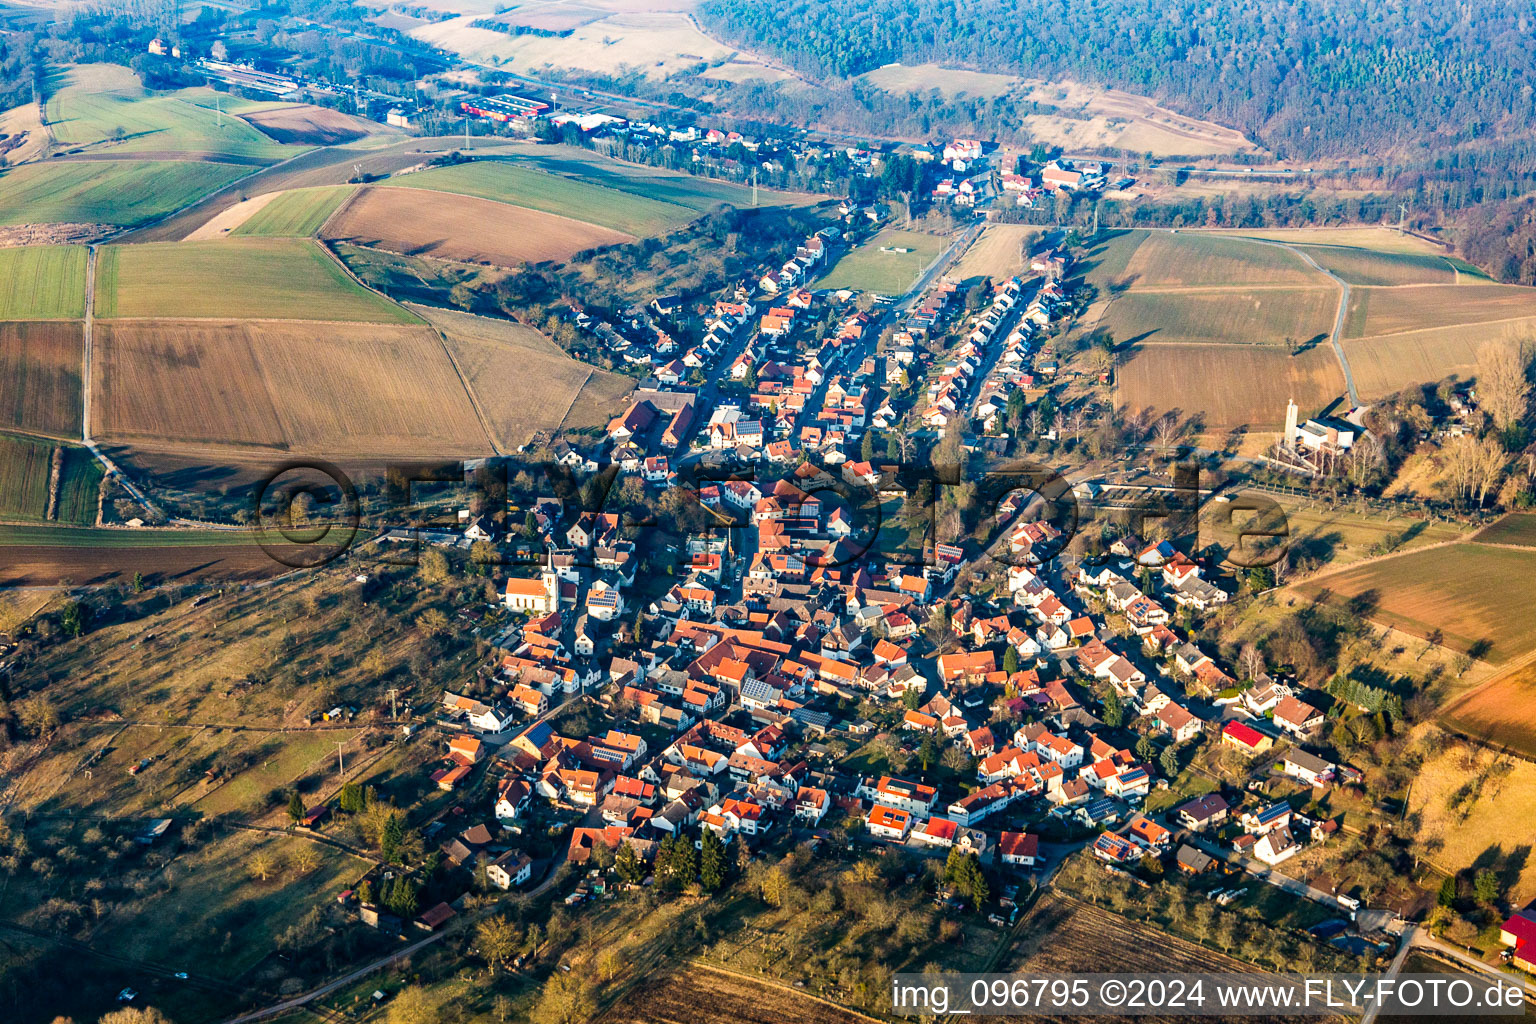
[1223,231,1360,407]
[221,860,564,1024]
[1360,924,1416,1024]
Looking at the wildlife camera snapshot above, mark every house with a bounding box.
[1175,844,1215,874]
[495,779,531,821]
[998,831,1039,867]
[1254,826,1301,865]
[1273,695,1325,738]
[867,804,914,841]
[1500,902,1536,973]
[1174,793,1230,830]
[1281,749,1335,787]
[1154,702,1202,743]
[795,786,831,824]
[486,850,533,889]
[1221,720,1273,755]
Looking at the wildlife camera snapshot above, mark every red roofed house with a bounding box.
[1222,720,1273,754]
[999,831,1039,867]
[1500,902,1536,972]
[867,804,914,841]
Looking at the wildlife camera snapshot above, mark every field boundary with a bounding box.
[314,183,362,238]
[415,307,506,457]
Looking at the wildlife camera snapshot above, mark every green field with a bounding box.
[44,63,299,162]
[0,246,86,319]
[95,239,420,323]
[384,159,700,236]
[0,159,249,227]
[1290,244,1482,286]
[1296,542,1536,664]
[816,228,947,295]
[1118,231,1324,288]
[231,185,355,237]
[0,433,100,525]
[0,523,263,547]
[1472,512,1536,547]
[1099,286,1338,346]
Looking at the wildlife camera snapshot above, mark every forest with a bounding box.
[697,0,1536,162]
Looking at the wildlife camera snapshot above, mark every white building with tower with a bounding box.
[1280,399,1357,474]
[504,553,560,615]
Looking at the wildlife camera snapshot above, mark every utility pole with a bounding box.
[1398,202,1408,234]
[1092,199,1100,238]
[337,742,345,778]
[387,688,399,719]
[752,168,759,208]
[464,115,471,152]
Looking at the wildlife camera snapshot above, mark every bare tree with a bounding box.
[1476,338,1533,432]
[1151,412,1182,451]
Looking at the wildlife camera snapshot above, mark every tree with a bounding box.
[1159,743,1180,778]
[381,811,405,862]
[387,877,419,918]
[338,781,365,814]
[294,846,320,875]
[918,732,939,772]
[1476,338,1532,433]
[1437,875,1457,908]
[760,865,789,907]
[385,986,442,1024]
[100,1010,174,1024]
[1474,868,1501,907]
[699,827,727,891]
[615,840,644,884]
[861,431,876,461]
[1135,734,1156,762]
[418,549,451,584]
[1002,646,1020,675]
[251,852,274,882]
[60,600,86,639]
[1101,689,1124,727]
[131,571,145,594]
[287,791,306,823]
[530,973,595,1024]
[477,914,521,969]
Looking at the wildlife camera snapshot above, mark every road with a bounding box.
[897,221,984,312]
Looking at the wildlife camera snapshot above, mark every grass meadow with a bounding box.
[94,239,419,322]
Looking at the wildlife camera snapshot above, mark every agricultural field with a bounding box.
[1118,232,1324,288]
[0,524,305,586]
[0,432,99,524]
[93,319,493,456]
[0,158,249,227]
[1294,542,1536,665]
[94,239,420,322]
[1341,325,1506,401]
[382,159,705,236]
[414,303,634,446]
[0,245,86,318]
[816,227,947,295]
[242,103,383,145]
[1343,283,1536,338]
[1096,286,1337,346]
[604,966,870,1024]
[1116,343,1344,430]
[0,431,56,520]
[1076,229,1150,290]
[228,185,355,237]
[1408,736,1536,899]
[951,223,1038,281]
[1289,244,1471,286]
[408,7,743,80]
[43,63,298,162]
[1472,512,1536,547]
[1000,894,1283,1020]
[0,321,84,437]
[324,186,632,266]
